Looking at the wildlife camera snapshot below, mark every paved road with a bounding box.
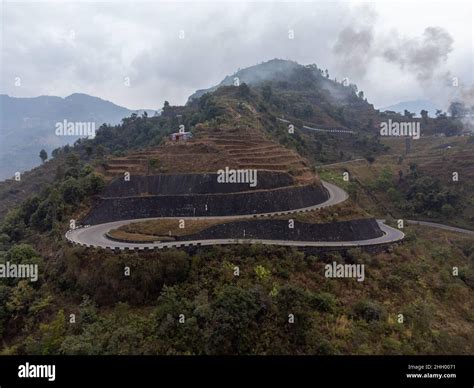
[277,117,354,134]
[407,220,474,236]
[65,180,405,249]
[315,159,366,168]
[66,219,404,251]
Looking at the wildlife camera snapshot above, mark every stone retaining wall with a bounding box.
[82,183,329,225]
[101,171,295,197]
[175,218,383,242]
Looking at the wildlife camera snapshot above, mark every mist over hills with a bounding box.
[0,93,158,181]
[188,59,379,133]
[189,59,361,105]
[188,59,301,101]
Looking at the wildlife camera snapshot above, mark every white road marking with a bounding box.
[65,181,404,249]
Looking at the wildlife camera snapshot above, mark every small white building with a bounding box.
[170,131,193,141]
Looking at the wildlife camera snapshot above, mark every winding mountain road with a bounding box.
[406,220,474,235]
[65,181,405,250]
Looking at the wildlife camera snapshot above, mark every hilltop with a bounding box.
[188,58,379,132]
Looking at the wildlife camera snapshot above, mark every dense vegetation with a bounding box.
[1,234,473,355]
[1,154,104,243]
[0,64,472,355]
[320,136,474,229]
[372,167,459,219]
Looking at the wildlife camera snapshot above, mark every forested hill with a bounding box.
[1,58,468,226]
[0,61,473,357]
[0,61,419,223]
[188,58,379,132]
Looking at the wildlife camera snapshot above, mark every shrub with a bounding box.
[310,292,336,313]
[352,299,385,322]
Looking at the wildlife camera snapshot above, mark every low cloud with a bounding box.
[1,1,471,110]
[382,26,454,83]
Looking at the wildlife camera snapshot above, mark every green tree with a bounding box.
[208,286,261,354]
[29,310,66,355]
[84,173,105,195]
[96,145,105,159]
[66,153,79,167]
[375,168,394,190]
[85,145,93,158]
[60,178,84,205]
[39,149,48,163]
[276,286,312,350]
[420,109,429,123]
[238,83,251,98]
[441,203,454,217]
[6,280,35,318]
[310,292,336,313]
[5,243,42,266]
[1,209,27,241]
[262,85,272,101]
[30,189,64,231]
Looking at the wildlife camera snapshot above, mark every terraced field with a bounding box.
[99,123,316,185]
[320,135,474,228]
[377,136,474,188]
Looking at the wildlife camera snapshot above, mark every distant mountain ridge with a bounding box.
[379,99,440,117]
[0,93,158,180]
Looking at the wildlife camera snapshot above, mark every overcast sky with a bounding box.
[1,0,472,110]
